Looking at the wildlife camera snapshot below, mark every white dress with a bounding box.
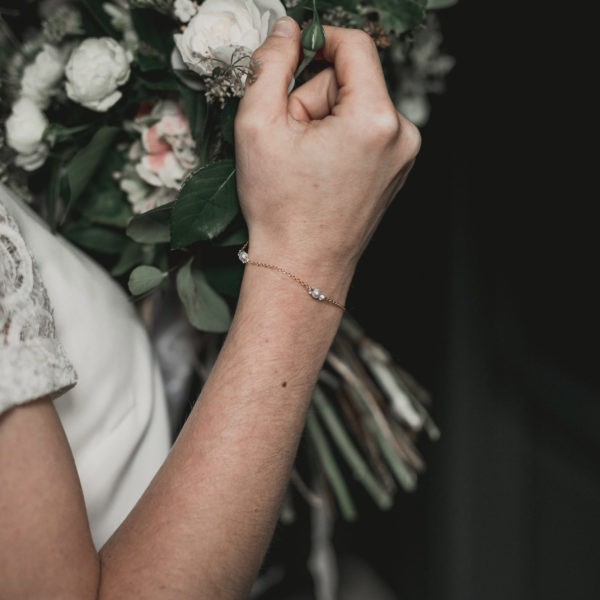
[0,184,170,549]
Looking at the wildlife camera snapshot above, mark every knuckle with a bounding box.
[367,107,401,141]
[347,28,378,52]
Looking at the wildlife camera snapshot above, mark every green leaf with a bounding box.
[131,8,173,70]
[373,0,427,33]
[79,189,133,227]
[111,242,146,276]
[138,73,180,92]
[62,127,120,218]
[171,160,238,247]
[204,265,243,298]
[219,99,239,146]
[426,0,458,8]
[62,222,128,255]
[176,259,232,333]
[178,84,207,147]
[128,265,166,295]
[79,0,119,37]
[127,203,172,243]
[46,122,93,147]
[215,224,248,247]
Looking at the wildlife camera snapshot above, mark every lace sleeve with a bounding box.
[0,201,77,414]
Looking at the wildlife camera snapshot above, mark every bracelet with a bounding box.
[237,243,346,311]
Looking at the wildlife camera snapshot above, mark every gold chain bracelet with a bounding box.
[237,243,346,311]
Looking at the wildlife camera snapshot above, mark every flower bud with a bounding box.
[301,13,325,57]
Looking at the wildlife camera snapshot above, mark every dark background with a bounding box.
[346,2,600,599]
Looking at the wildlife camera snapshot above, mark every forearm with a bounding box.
[99,262,352,598]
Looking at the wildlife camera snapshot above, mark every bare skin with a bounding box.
[0,20,420,600]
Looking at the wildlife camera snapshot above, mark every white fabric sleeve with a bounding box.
[0,200,77,413]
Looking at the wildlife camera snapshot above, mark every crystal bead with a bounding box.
[238,250,249,264]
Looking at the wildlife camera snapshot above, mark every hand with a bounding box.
[235,18,421,294]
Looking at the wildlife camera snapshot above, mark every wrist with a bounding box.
[238,239,354,311]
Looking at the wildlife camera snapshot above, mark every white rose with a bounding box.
[65,37,131,112]
[5,97,49,171]
[20,44,67,109]
[173,0,198,23]
[174,0,286,75]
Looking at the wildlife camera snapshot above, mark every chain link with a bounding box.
[238,243,346,311]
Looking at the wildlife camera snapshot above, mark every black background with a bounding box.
[345,2,600,598]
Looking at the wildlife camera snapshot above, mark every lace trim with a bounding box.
[0,201,77,413]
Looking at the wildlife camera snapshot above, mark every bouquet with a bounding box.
[0,0,456,523]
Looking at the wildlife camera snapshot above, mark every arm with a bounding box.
[0,20,420,600]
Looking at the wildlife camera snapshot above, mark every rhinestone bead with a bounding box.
[309,288,326,301]
[238,250,249,264]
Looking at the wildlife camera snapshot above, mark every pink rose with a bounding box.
[135,101,198,190]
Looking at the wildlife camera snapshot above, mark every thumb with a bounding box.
[239,17,301,120]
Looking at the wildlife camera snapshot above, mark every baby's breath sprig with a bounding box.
[293,0,325,81]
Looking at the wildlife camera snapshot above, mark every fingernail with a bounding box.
[271,17,296,38]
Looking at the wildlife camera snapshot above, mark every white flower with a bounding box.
[5,98,49,171]
[65,37,131,112]
[173,0,198,23]
[174,0,286,76]
[20,44,68,109]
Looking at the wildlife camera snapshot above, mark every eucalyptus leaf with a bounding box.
[176,260,232,333]
[62,127,120,218]
[128,265,166,295]
[171,160,238,247]
[127,203,172,243]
